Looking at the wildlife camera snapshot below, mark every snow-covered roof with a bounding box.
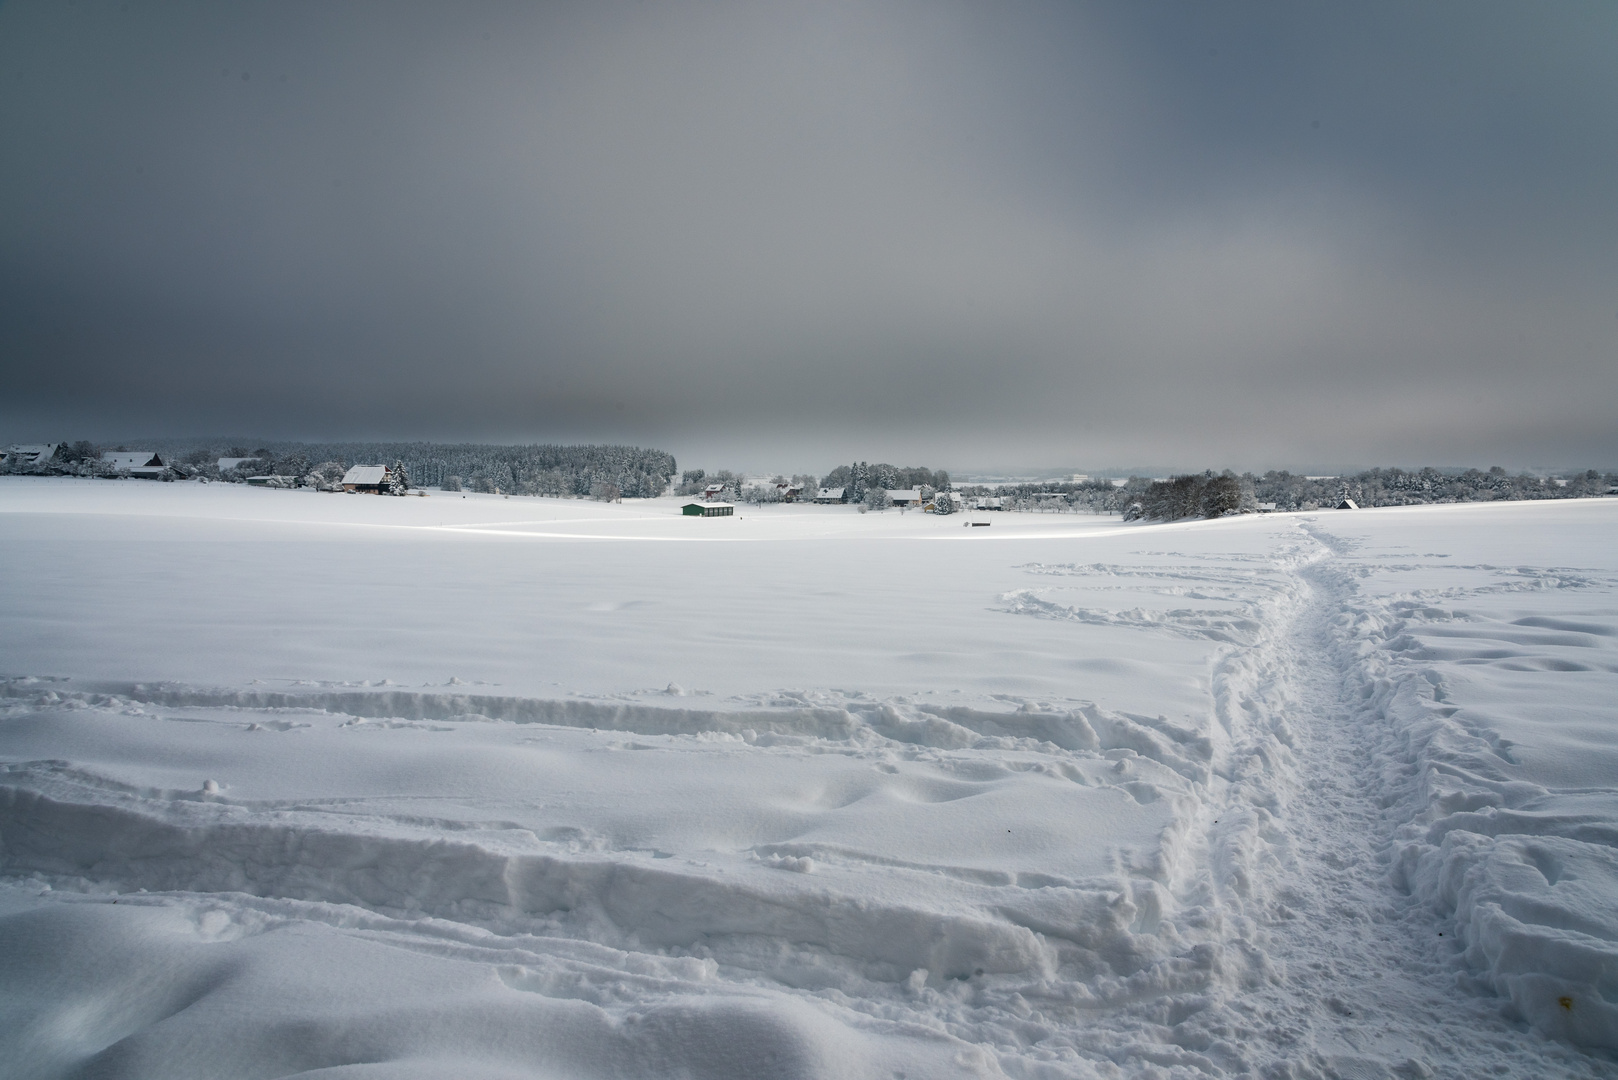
[101,451,162,468]
[342,465,390,486]
[815,487,844,499]
[886,488,923,501]
[3,443,57,464]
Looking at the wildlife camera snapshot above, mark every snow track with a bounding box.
[1162,527,1612,1078]
[2,484,1616,1078]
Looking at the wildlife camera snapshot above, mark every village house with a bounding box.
[813,487,846,504]
[885,488,924,507]
[100,451,167,478]
[702,482,727,500]
[341,465,392,493]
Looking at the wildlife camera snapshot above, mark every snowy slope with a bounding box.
[1,478,1614,1079]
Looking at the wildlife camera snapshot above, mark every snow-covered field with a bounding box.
[2,478,1615,1079]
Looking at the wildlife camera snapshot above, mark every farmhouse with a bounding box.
[886,488,924,507]
[2,444,58,467]
[681,501,734,517]
[813,487,846,504]
[101,451,166,478]
[341,465,392,493]
[703,483,727,500]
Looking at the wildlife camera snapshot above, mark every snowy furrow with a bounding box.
[0,780,1059,980]
[0,679,1216,764]
[0,895,998,1080]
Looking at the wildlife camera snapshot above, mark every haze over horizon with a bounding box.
[3,1,1616,473]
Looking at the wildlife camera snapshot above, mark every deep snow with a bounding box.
[1,478,1614,1079]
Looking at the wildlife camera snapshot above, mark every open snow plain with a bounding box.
[1,478,1615,1079]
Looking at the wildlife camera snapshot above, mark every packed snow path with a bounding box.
[1,480,1615,1078]
[1168,530,1611,1078]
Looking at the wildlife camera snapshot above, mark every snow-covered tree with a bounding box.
[1200,474,1243,517]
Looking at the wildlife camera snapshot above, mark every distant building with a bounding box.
[341,465,391,493]
[1337,498,1359,510]
[703,483,727,500]
[681,501,734,517]
[2,444,58,467]
[101,451,166,478]
[775,482,803,502]
[813,487,846,504]
[1256,502,1278,513]
[886,488,924,507]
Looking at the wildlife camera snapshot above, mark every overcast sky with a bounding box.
[2,1,1615,473]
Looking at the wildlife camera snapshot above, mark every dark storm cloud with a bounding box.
[2,0,1615,471]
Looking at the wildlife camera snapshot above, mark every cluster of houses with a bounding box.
[699,480,808,502]
[231,462,407,493]
[681,485,965,517]
[810,486,931,507]
[0,445,413,494]
[0,445,173,478]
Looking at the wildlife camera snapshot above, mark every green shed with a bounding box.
[682,501,734,517]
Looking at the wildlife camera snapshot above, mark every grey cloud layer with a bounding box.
[2,1,1614,470]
